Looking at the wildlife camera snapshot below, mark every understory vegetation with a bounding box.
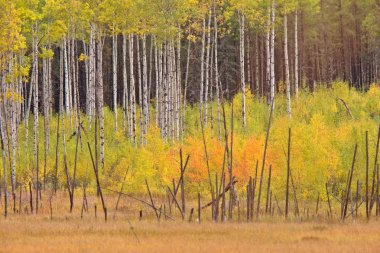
[13,82,380,201]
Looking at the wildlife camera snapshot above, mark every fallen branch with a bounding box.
[202,179,238,209]
[338,98,353,119]
[102,187,174,221]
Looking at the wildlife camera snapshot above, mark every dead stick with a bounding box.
[113,168,129,219]
[145,179,160,220]
[289,168,299,216]
[88,142,107,221]
[188,208,194,222]
[370,126,380,213]
[167,186,184,220]
[326,182,332,218]
[202,179,238,209]
[257,99,274,219]
[265,165,272,213]
[285,128,291,219]
[29,181,33,213]
[200,116,215,218]
[342,144,358,222]
[338,98,353,119]
[366,131,369,219]
[198,192,201,223]
[316,192,320,215]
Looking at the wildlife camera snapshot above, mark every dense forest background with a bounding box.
[0,0,379,201]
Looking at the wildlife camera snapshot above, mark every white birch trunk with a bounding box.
[71,38,77,126]
[205,12,211,124]
[154,38,159,127]
[136,36,143,144]
[214,1,221,140]
[266,8,271,104]
[63,38,70,115]
[97,30,105,167]
[9,56,16,194]
[122,34,129,134]
[200,19,206,121]
[32,30,39,212]
[294,10,299,97]
[270,1,276,106]
[240,13,246,126]
[176,29,181,141]
[163,43,168,139]
[112,33,118,131]
[284,14,291,118]
[129,34,137,145]
[183,34,191,140]
[142,34,148,144]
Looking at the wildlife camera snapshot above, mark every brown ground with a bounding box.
[1,216,380,253]
[0,194,379,253]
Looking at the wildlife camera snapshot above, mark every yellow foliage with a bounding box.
[7,84,380,201]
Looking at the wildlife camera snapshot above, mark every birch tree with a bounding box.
[284,13,291,118]
[270,0,276,106]
[142,34,148,144]
[129,34,137,145]
[97,28,105,167]
[112,32,118,131]
[204,11,212,124]
[294,9,299,97]
[239,12,246,126]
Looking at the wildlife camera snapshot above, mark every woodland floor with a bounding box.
[0,194,379,253]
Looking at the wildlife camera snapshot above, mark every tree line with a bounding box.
[0,0,379,201]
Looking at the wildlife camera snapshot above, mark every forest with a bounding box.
[0,0,380,252]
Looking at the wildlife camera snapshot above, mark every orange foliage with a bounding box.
[178,134,275,188]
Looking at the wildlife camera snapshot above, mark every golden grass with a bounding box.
[1,217,380,253]
[0,193,380,253]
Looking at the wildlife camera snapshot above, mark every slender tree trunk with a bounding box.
[97,29,105,168]
[71,38,77,126]
[200,18,206,121]
[42,56,47,190]
[240,13,246,126]
[205,12,212,124]
[176,28,181,141]
[154,38,159,127]
[182,36,191,140]
[122,34,129,135]
[63,38,70,115]
[266,9,271,104]
[0,103,8,218]
[294,11,299,97]
[162,44,168,139]
[142,34,149,145]
[129,34,137,145]
[270,0,276,106]
[214,1,221,140]
[137,36,143,144]
[338,0,346,81]
[87,24,96,123]
[284,14,291,118]
[255,34,260,96]
[83,39,89,115]
[9,56,16,196]
[112,33,118,131]
[32,29,39,214]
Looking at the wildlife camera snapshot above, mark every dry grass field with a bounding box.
[1,217,380,253]
[0,194,380,253]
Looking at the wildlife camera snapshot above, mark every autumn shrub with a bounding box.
[9,83,380,201]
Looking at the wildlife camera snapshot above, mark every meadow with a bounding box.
[1,194,380,253]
